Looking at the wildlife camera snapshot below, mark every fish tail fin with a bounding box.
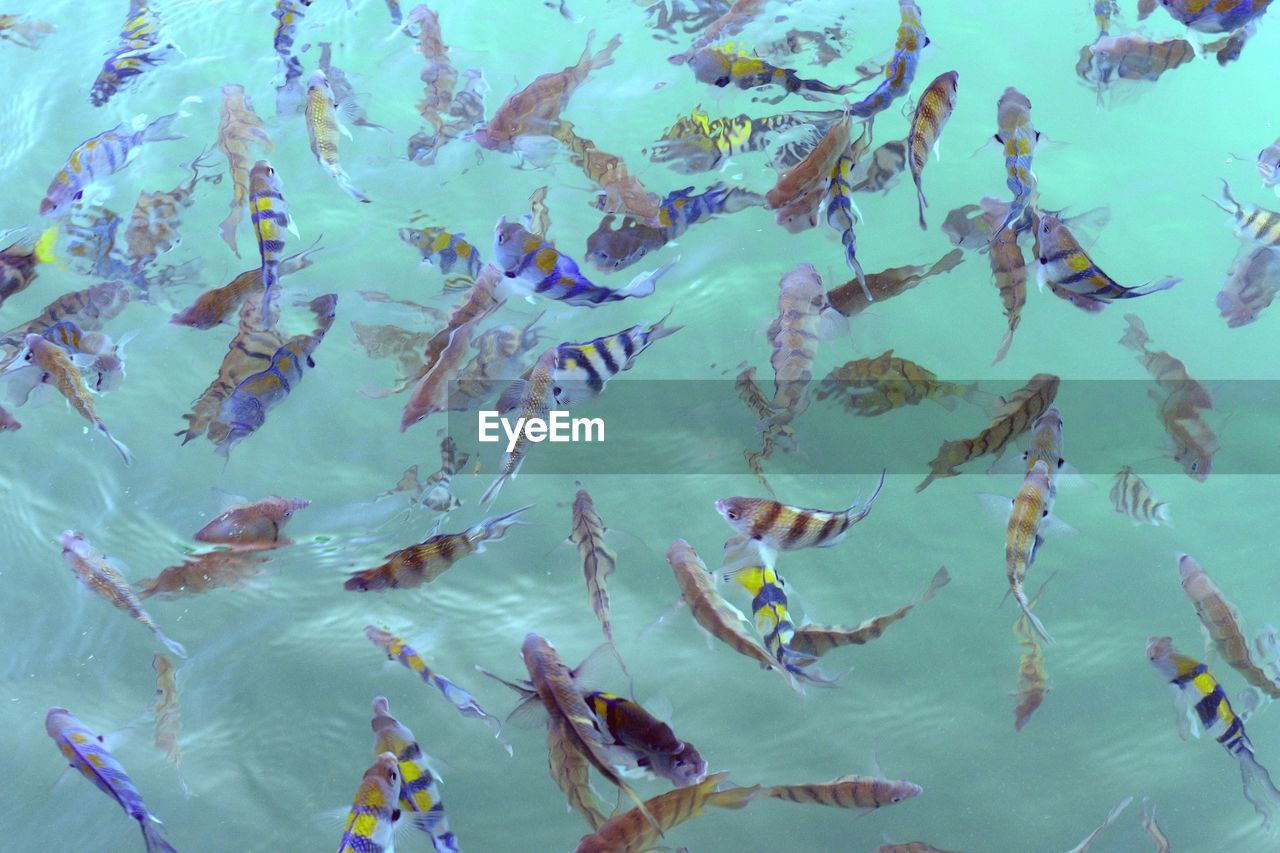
[157,631,188,660]
[623,257,677,298]
[589,32,622,72]
[706,784,761,810]
[139,817,178,853]
[335,170,371,204]
[483,504,535,539]
[479,473,508,507]
[1154,502,1172,527]
[218,212,242,258]
[101,424,133,465]
[915,176,928,231]
[1017,591,1053,644]
[1130,277,1181,297]
[1207,178,1238,216]
[1239,749,1280,834]
[647,307,684,342]
[1118,312,1149,352]
[846,249,872,302]
[992,326,1016,364]
[34,226,58,263]
[141,112,184,143]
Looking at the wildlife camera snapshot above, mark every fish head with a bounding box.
[886,779,924,803]
[650,742,709,787]
[492,218,529,272]
[39,187,81,219]
[44,707,76,738]
[363,752,402,801]
[714,497,768,537]
[248,160,281,194]
[1146,636,1178,675]
[307,69,332,97]
[1258,144,1280,185]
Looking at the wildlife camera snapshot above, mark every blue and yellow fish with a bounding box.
[399,225,483,278]
[91,0,175,107]
[45,708,178,852]
[1156,0,1273,33]
[825,131,870,299]
[1148,636,1280,831]
[684,43,849,103]
[493,218,674,307]
[546,310,683,406]
[1035,213,1181,303]
[271,0,313,115]
[371,696,459,853]
[991,88,1039,239]
[338,752,401,853]
[248,160,291,319]
[41,114,183,217]
[848,0,928,119]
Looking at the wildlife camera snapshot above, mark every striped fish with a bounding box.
[1148,636,1280,831]
[1,281,129,367]
[575,773,755,853]
[1003,460,1055,644]
[848,0,928,119]
[1077,34,1195,105]
[404,4,456,132]
[1110,466,1170,526]
[216,84,273,256]
[815,349,980,416]
[45,708,178,853]
[1258,138,1280,192]
[715,470,886,553]
[247,160,291,320]
[371,697,459,852]
[171,244,319,330]
[990,88,1039,239]
[1035,213,1180,302]
[22,335,132,463]
[345,506,532,590]
[851,138,908,194]
[90,0,174,107]
[1179,554,1280,699]
[585,691,707,786]
[649,106,807,174]
[493,218,673,307]
[825,132,871,298]
[208,294,336,456]
[684,43,848,103]
[1157,0,1273,32]
[481,347,555,506]
[548,310,682,407]
[400,225,483,277]
[658,181,763,240]
[570,490,627,675]
[763,775,923,811]
[338,753,401,853]
[271,0,313,115]
[908,70,958,230]
[1210,180,1280,246]
[422,436,468,511]
[41,113,183,217]
[788,567,950,659]
[305,71,370,203]
[1218,243,1280,328]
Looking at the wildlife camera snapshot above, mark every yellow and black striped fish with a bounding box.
[247,160,290,320]
[1110,466,1170,526]
[1210,180,1280,246]
[546,310,682,407]
[715,470,886,552]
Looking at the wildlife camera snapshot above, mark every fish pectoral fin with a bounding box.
[1037,512,1077,538]
[974,492,1015,525]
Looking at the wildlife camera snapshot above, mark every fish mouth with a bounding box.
[713,499,729,516]
[39,198,58,217]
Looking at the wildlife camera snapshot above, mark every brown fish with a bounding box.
[766,115,850,212]
[1217,245,1280,328]
[135,550,272,600]
[764,263,843,427]
[789,567,949,658]
[908,70,958,230]
[0,226,57,308]
[575,772,755,853]
[126,150,219,265]
[1180,553,1280,699]
[171,243,320,329]
[0,281,129,364]
[825,249,964,317]
[762,775,922,811]
[1012,573,1055,731]
[215,83,272,256]
[404,4,456,131]
[570,489,628,675]
[193,495,310,547]
[399,304,497,431]
[916,373,1059,492]
[151,653,189,794]
[552,122,660,223]
[549,715,608,830]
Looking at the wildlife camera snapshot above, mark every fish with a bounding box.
[552,123,661,223]
[1218,244,1280,327]
[1119,314,1217,481]
[0,226,57,308]
[90,0,175,107]
[447,316,545,413]
[756,25,848,68]
[570,490,628,674]
[917,373,1060,492]
[41,113,183,217]
[1066,796,1134,853]
[480,348,556,505]
[649,105,825,174]
[1209,180,1280,246]
[1258,138,1280,192]
[825,249,965,317]
[151,654,188,794]
[371,697,459,852]
[170,243,320,329]
[1110,466,1170,526]
[1022,407,1065,502]
[126,150,220,265]
[542,310,682,407]
[193,495,310,547]
[1154,0,1274,32]
[908,70,959,230]
[404,4,457,131]
[548,714,609,829]
[973,198,1032,363]
[345,506,533,590]
[472,31,620,154]
[788,566,951,659]
[60,531,185,657]
[135,550,272,600]
[207,294,337,456]
[407,67,488,166]
[847,0,928,119]
[353,322,434,379]
[0,14,54,48]
[422,436,468,511]
[400,225,484,278]
[990,88,1039,239]
[1092,0,1121,34]
[1011,573,1054,731]
[365,627,512,753]
[45,708,178,853]
[305,70,370,203]
[399,304,496,430]
[669,0,767,64]
[850,139,908,194]
[1076,35,1195,105]
[574,773,756,853]
[528,185,552,238]
[717,537,813,677]
[763,263,846,427]
[684,43,848,103]
[19,334,132,463]
[815,350,981,417]
[765,115,850,214]
[521,633,658,828]
[337,752,402,853]
[215,83,273,256]
[585,691,708,786]
[1000,459,1056,643]
[824,130,872,292]
[1179,554,1280,699]
[247,159,291,319]
[715,471,886,553]
[493,218,672,307]
[1139,0,1159,17]
[763,775,923,811]
[1147,636,1280,831]
[667,538,801,692]
[1035,212,1181,303]
[1140,797,1172,853]
[271,0,313,115]
[316,43,389,133]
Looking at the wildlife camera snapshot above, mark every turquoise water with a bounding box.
[3,0,1280,850]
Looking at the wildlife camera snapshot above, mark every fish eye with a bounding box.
[1057,458,1064,468]
[497,232,506,244]
[715,76,730,87]
[726,509,739,520]
[1190,459,1200,472]
[553,386,562,396]
[1041,509,1049,517]
[73,191,83,200]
